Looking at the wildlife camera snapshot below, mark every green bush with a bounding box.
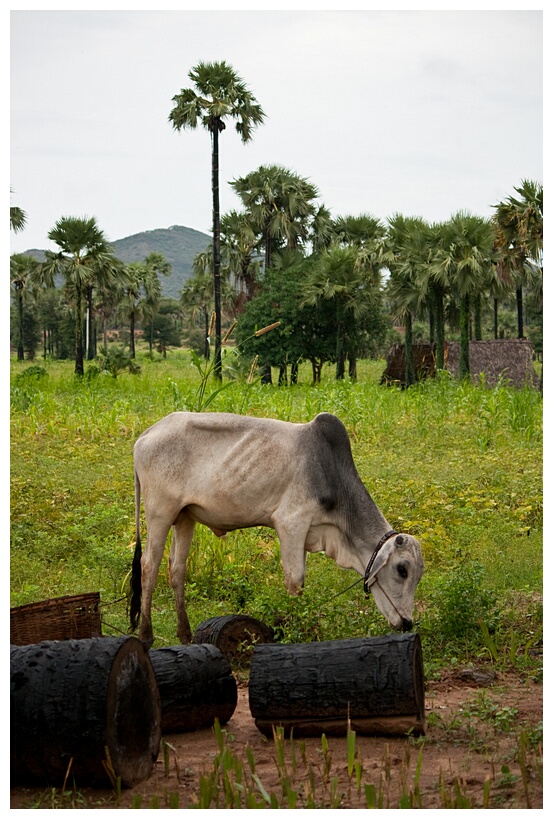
[424,559,498,643]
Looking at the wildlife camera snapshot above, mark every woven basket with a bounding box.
[10,592,102,645]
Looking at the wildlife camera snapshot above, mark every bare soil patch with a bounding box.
[10,668,542,809]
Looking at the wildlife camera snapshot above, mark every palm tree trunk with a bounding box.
[203,308,210,360]
[404,311,415,388]
[75,283,85,376]
[211,125,222,380]
[516,286,524,338]
[86,286,95,360]
[473,294,482,340]
[130,310,136,358]
[459,293,471,379]
[17,288,25,361]
[335,336,345,380]
[493,298,499,339]
[435,288,445,370]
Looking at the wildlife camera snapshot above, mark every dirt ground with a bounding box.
[11,667,542,810]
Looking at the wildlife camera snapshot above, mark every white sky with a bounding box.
[9,6,543,255]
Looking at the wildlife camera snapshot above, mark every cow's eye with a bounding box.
[397,564,408,579]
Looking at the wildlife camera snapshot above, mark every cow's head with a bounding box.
[364,533,424,631]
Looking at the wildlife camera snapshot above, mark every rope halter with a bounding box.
[363,529,398,597]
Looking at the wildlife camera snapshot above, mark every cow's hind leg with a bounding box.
[170,510,195,643]
[140,514,172,648]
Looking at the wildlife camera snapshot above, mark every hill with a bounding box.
[23,225,211,301]
[110,225,210,299]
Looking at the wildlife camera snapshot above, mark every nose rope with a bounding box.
[372,576,405,625]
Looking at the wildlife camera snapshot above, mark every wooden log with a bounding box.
[10,637,161,787]
[192,614,273,664]
[249,633,425,737]
[149,644,237,733]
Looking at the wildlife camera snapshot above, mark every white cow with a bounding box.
[130,412,424,646]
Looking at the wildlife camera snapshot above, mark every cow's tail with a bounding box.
[129,469,142,632]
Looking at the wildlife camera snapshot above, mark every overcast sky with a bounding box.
[9,7,543,255]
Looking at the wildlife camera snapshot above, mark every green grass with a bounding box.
[10,349,542,673]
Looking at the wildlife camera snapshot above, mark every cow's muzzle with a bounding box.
[401,618,413,632]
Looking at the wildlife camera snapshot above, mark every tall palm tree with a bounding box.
[493,179,543,339]
[432,212,496,379]
[230,165,319,269]
[43,216,120,375]
[169,61,265,379]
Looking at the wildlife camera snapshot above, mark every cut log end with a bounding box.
[192,615,273,665]
[11,637,161,788]
[105,638,162,786]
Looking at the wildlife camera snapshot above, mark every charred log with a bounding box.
[149,644,237,733]
[249,633,425,737]
[10,637,160,787]
[192,615,273,665]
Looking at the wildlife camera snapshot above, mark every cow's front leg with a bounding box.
[276,523,309,597]
[170,511,195,643]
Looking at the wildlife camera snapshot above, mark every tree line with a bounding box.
[10,61,542,385]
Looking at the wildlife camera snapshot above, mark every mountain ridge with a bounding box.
[22,224,211,300]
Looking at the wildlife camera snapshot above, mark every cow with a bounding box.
[130,411,424,647]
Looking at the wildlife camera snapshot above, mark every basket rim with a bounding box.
[10,591,101,615]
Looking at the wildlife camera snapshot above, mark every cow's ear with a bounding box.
[366,537,397,585]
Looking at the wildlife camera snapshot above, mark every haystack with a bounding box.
[446,339,538,388]
[381,338,538,389]
[380,343,437,387]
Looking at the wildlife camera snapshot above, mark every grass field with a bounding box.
[10,349,542,676]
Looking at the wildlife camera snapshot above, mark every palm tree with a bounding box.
[383,215,433,385]
[10,189,26,233]
[302,244,382,379]
[10,253,42,361]
[142,253,172,354]
[230,165,320,269]
[333,213,385,248]
[493,179,543,339]
[10,206,26,234]
[220,210,261,302]
[310,205,335,255]
[432,212,496,379]
[43,216,120,375]
[117,256,167,358]
[181,269,214,360]
[169,61,265,379]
